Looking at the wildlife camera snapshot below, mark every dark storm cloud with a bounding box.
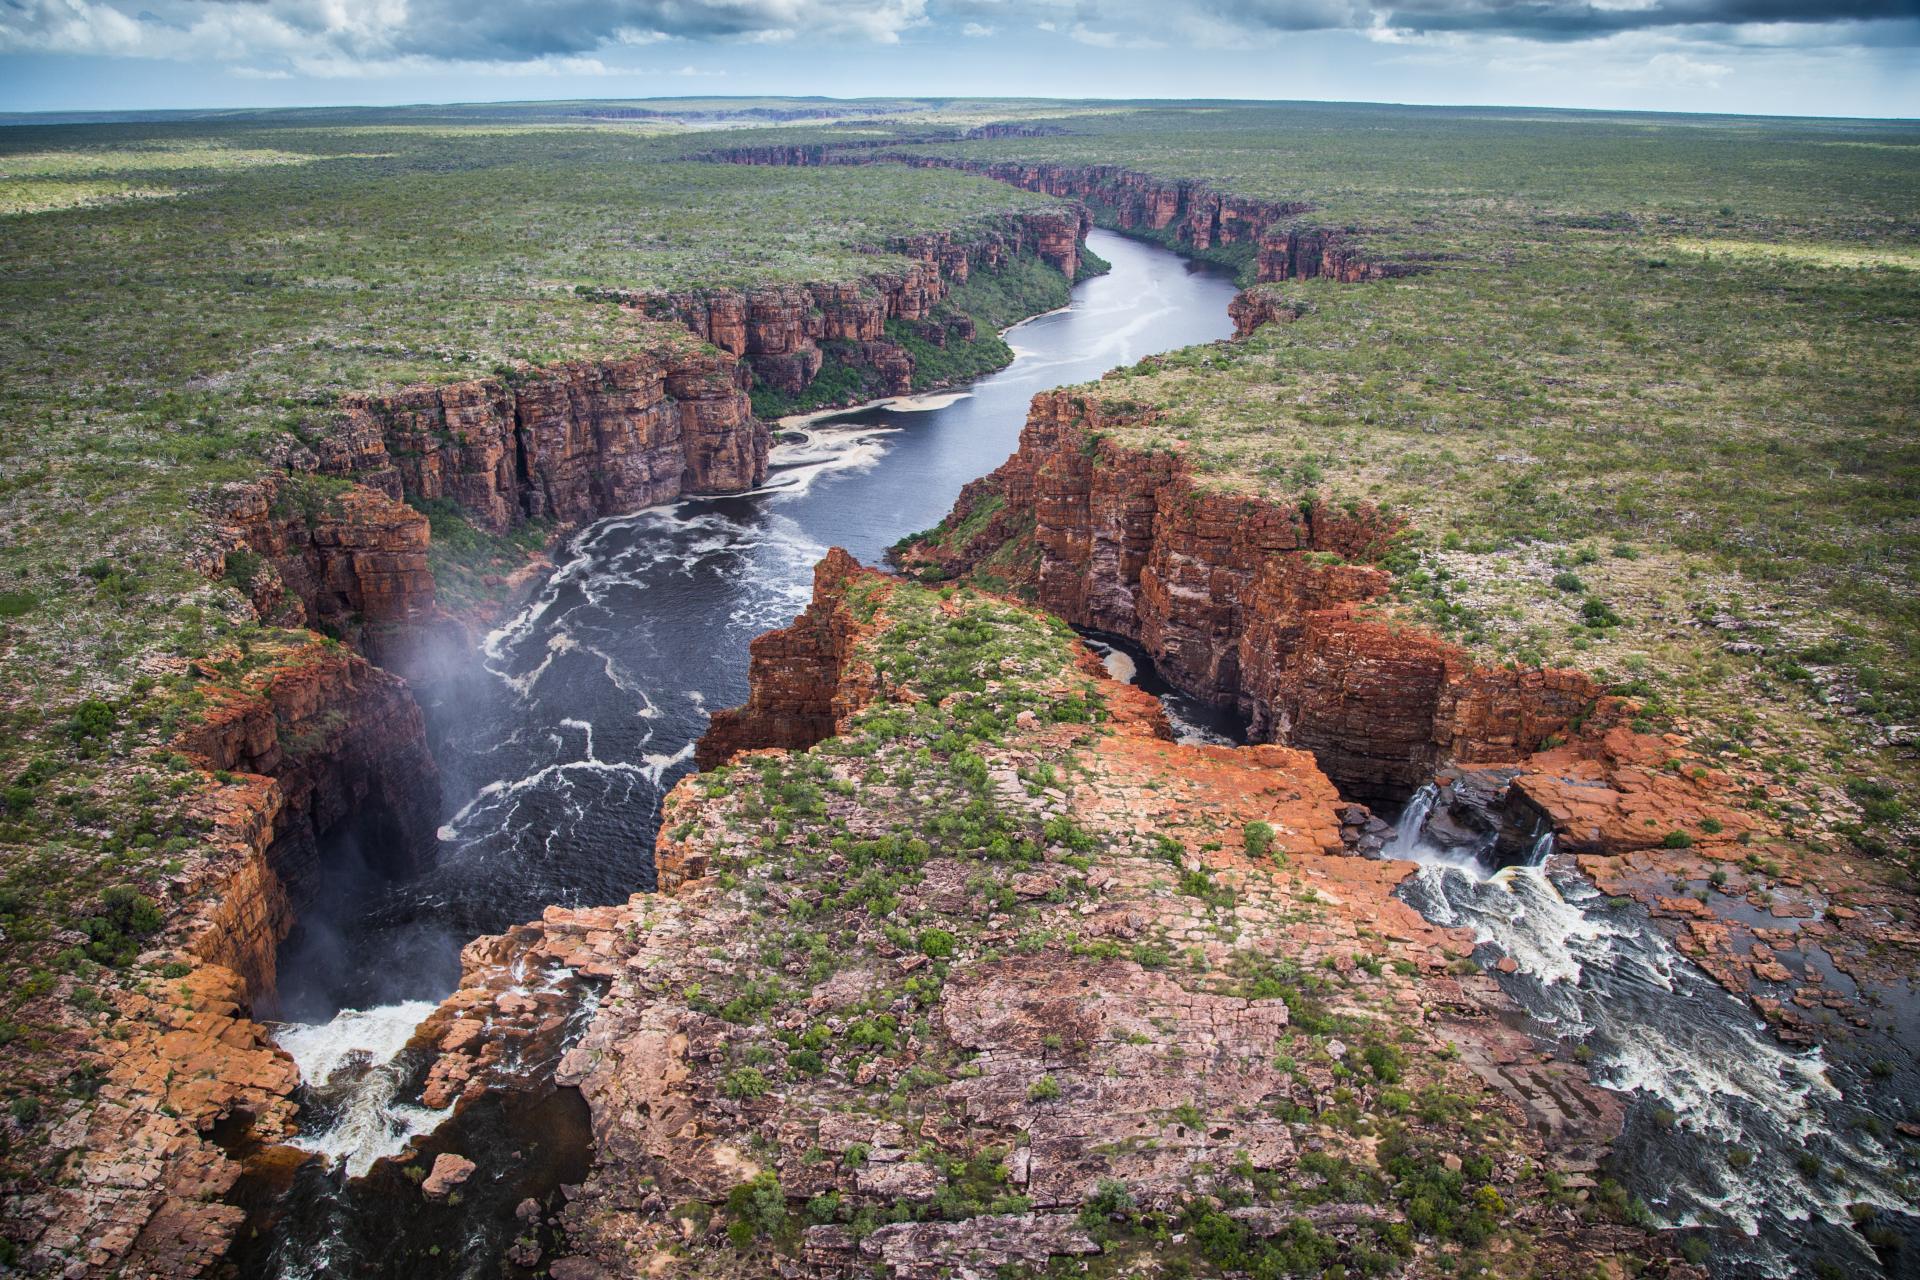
[1373,0,1920,40]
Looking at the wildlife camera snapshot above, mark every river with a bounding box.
[231,228,1242,1277]
[233,224,1913,1280]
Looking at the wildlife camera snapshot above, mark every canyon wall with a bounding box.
[695,548,878,769]
[174,641,441,997]
[696,147,1412,285]
[898,392,1599,800]
[610,209,1089,401]
[313,345,766,535]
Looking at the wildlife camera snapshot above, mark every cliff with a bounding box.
[896,391,1599,801]
[313,344,766,535]
[695,548,878,768]
[404,563,1654,1279]
[174,640,441,996]
[697,148,1413,285]
[611,209,1090,407]
[214,476,437,656]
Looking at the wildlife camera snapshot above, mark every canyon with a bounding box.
[15,146,1910,1280]
[894,388,1603,804]
[401,556,1662,1279]
[696,146,1422,285]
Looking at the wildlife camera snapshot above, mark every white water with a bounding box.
[1389,797,1909,1273]
[273,1001,451,1178]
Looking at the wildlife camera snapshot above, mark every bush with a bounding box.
[82,887,162,967]
[1243,821,1276,859]
[1027,1074,1061,1102]
[724,1172,787,1248]
[1661,830,1694,849]
[721,1067,770,1100]
[917,928,956,959]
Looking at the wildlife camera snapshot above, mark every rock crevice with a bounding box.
[898,392,1599,800]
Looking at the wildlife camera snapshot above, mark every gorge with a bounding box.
[7,105,1915,1280]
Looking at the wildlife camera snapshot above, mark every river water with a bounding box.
[239,224,1914,1279]
[235,229,1241,1276]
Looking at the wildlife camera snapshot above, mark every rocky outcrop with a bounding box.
[1228,287,1306,338]
[408,565,1652,1279]
[17,958,302,1280]
[315,344,766,534]
[898,392,1599,800]
[214,476,436,652]
[695,548,878,769]
[175,641,440,993]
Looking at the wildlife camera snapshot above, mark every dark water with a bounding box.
[272,228,1239,1024]
[231,230,1239,1280]
[1387,790,1920,1279]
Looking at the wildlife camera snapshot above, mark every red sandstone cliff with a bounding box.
[697,149,1413,286]
[898,392,1599,800]
[617,210,1089,400]
[215,476,436,654]
[695,548,881,769]
[175,640,441,996]
[315,345,766,535]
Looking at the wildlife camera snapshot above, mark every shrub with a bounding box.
[1242,821,1276,859]
[917,928,956,959]
[724,1172,787,1247]
[1027,1074,1061,1102]
[1661,830,1694,849]
[721,1067,770,1100]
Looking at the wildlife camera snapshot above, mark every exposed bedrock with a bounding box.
[898,392,1599,802]
[697,148,1412,285]
[619,208,1090,398]
[174,641,441,999]
[212,474,438,662]
[315,346,767,535]
[695,548,879,770]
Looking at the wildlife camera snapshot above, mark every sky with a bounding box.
[0,0,1914,119]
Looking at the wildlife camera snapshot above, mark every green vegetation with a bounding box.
[0,106,1077,1167]
[891,102,1920,877]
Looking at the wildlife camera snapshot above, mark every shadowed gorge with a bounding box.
[1,98,1916,1280]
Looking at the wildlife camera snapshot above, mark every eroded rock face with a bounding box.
[175,641,440,987]
[695,548,877,769]
[415,559,1650,1279]
[215,476,436,653]
[899,393,1598,801]
[698,148,1410,285]
[316,346,766,534]
[630,208,1089,401]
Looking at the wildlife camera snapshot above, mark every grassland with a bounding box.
[0,107,1076,1156]
[884,104,1920,877]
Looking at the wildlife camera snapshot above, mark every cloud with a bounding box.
[0,0,1908,75]
[1192,0,1920,45]
[0,0,933,64]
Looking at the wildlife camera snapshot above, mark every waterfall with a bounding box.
[1390,817,1907,1276]
[274,1001,451,1178]
[1386,781,1438,857]
[1523,825,1556,867]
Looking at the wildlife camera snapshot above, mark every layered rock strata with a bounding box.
[697,148,1413,285]
[174,640,440,996]
[314,345,766,535]
[405,561,1654,1278]
[695,548,876,768]
[897,392,1599,800]
[213,475,436,653]
[616,210,1089,399]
